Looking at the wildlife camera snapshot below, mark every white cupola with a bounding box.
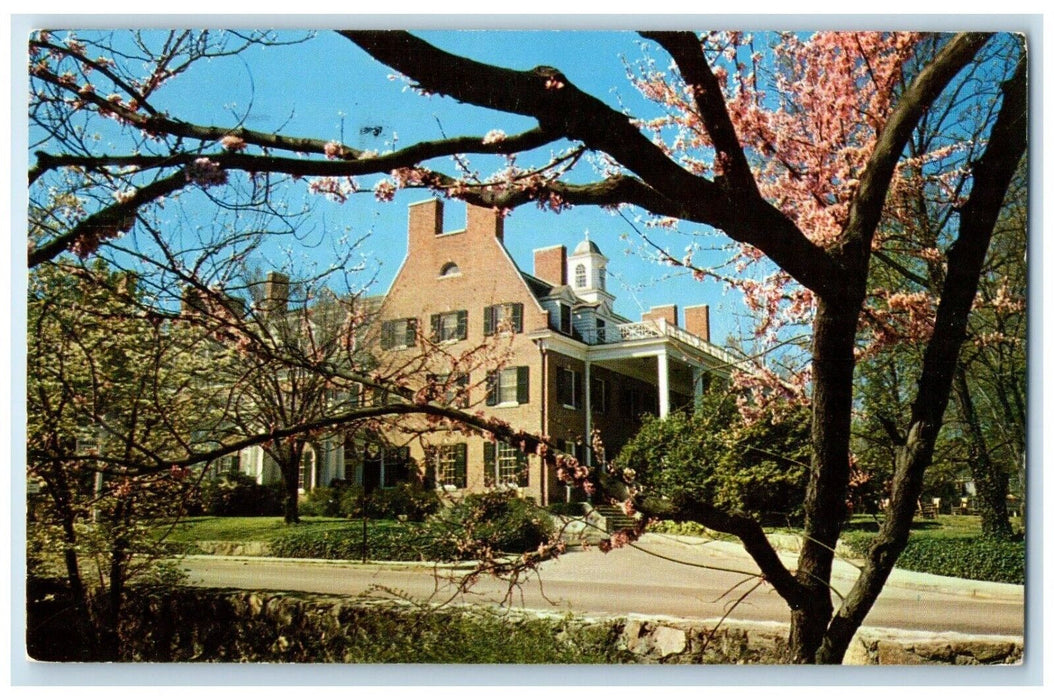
[567,232,614,306]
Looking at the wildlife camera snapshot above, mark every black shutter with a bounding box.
[430,314,441,342]
[512,303,523,333]
[455,443,467,488]
[574,370,583,409]
[516,366,529,404]
[485,372,497,406]
[405,318,418,346]
[456,310,468,340]
[483,305,494,336]
[483,442,495,487]
[456,373,469,408]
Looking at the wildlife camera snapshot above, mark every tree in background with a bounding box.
[617,392,811,526]
[27,257,228,658]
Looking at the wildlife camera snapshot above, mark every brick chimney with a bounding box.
[642,304,678,328]
[408,198,444,252]
[684,304,711,342]
[533,245,567,286]
[466,203,504,242]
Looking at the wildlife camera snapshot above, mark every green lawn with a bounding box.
[842,513,1025,538]
[157,516,398,544]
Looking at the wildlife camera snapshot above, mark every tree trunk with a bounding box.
[790,297,861,663]
[46,461,98,658]
[99,497,131,661]
[282,475,301,524]
[953,366,1014,539]
[814,56,1026,663]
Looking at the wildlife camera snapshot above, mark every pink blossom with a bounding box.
[323,141,345,159]
[186,158,227,188]
[482,129,507,144]
[220,135,247,152]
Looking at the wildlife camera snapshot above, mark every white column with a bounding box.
[657,350,670,418]
[584,360,592,465]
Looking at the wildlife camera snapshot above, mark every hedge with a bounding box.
[272,492,553,563]
[840,534,1024,585]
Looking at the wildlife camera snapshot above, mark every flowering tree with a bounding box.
[27,257,231,658]
[26,29,1027,664]
[333,30,1028,664]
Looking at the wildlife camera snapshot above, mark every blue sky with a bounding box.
[131,29,750,344]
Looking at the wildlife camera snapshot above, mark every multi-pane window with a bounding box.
[595,318,606,343]
[556,366,582,409]
[486,366,529,406]
[381,317,418,349]
[434,443,467,489]
[591,377,607,414]
[483,302,524,335]
[484,441,528,487]
[574,263,587,288]
[427,373,470,408]
[597,266,606,290]
[431,310,468,342]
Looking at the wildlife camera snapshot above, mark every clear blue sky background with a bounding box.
[142,29,749,345]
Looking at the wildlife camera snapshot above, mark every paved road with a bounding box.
[180,533,1024,636]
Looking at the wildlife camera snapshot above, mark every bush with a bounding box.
[198,473,284,517]
[271,492,553,562]
[546,501,586,517]
[840,534,1024,585]
[367,482,440,522]
[648,520,713,538]
[431,492,553,556]
[298,486,344,518]
[298,481,439,521]
[617,395,811,525]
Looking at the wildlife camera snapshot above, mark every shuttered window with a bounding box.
[430,310,468,342]
[486,366,529,406]
[435,443,467,489]
[380,318,417,349]
[483,302,524,335]
[484,441,528,487]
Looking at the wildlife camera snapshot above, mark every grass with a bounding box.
[157,516,401,545]
[841,513,1025,538]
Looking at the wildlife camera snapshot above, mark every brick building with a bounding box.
[238,200,738,505]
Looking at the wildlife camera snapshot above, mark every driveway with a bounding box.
[179,533,1024,637]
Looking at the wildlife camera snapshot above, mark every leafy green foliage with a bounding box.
[195,473,285,517]
[298,481,441,521]
[272,492,553,562]
[431,492,554,556]
[840,532,1024,584]
[617,393,811,524]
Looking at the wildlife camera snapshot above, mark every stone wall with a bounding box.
[102,587,1021,665]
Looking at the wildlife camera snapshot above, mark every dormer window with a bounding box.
[574,263,587,288]
[439,262,460,277]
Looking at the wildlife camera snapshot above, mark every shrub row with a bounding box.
[840,533,1025,585]
[298,481,440,522]
[271,492,554,562]
[192,473,285,517]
